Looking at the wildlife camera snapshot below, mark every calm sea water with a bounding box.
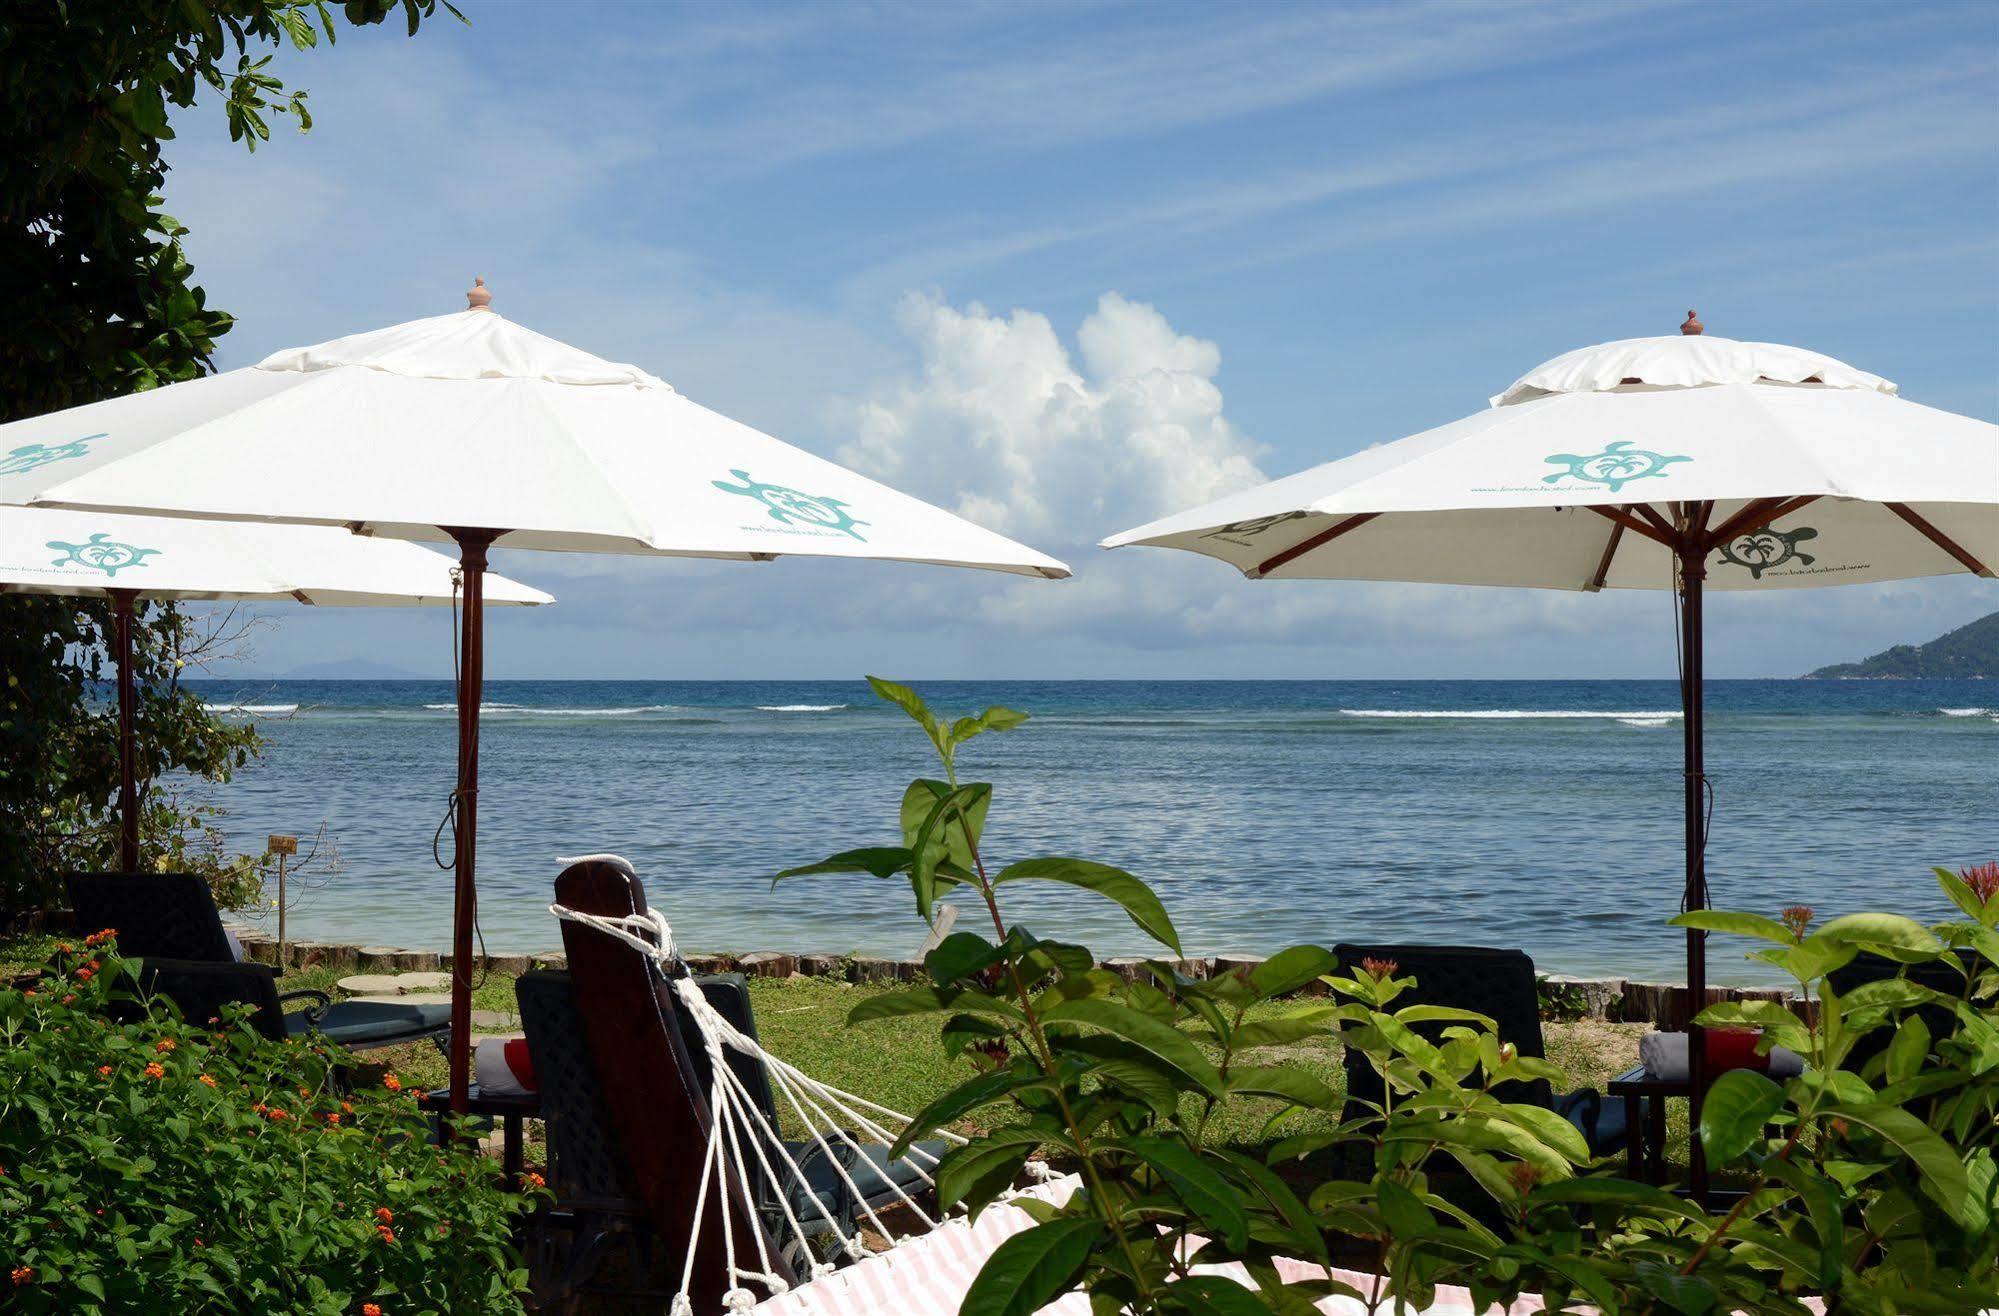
[179,679,1996,984]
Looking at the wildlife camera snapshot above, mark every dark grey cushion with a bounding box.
[287,999,450,1048]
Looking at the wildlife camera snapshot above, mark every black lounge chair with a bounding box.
[67,872,448,1053]
[1335,942,1634,1157]
[525,859,946,1312]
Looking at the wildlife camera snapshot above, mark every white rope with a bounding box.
[550,900,1058,1316]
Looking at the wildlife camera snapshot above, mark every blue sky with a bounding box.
[167,0,1998,680]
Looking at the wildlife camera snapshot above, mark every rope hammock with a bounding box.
[549,879,1563,1316]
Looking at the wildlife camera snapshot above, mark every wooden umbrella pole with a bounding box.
[446,529,499,1116]
[1676,535,1710,1205]
[110,590,140,873]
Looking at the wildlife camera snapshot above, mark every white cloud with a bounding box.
[841,292,1266,543]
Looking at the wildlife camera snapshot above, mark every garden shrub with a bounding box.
[786,679,1999,1315]
[0,934,541,1315]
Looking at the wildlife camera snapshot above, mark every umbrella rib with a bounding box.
[1249,513,1379,578]
[1584,512,1626,592]
[1584,504,1674,548]
[1884,503,1994,577]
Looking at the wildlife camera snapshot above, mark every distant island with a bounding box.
[1808,610,1997,679]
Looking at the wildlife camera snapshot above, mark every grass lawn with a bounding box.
[5,931,1692,1174]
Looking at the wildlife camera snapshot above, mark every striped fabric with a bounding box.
[746,1176,1549,1316]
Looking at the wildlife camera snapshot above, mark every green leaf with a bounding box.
[1529,1176,1707,1221]
[1160,1275,1270,1316]
[959,1218,1104,1316]
[1224,1065,1341,1111]
[893,1067,1047,1158]
[1247,946,1337,999]
[1116,1137,1249,1250]
[1669,910,1803,945]
[1376,1176,1437,1238]
[1699,1068,1786,1165]
[992,857,1180,953]
[936,1128,1049,1217]
[868,675,942,746]
[1634,1261,1718,1315]
[773,847,912,883]
[1040,998,1222,1095]
[1826,1101,1976,1227]
[926,932,1009,985]
[1817,912,1943,959]
[847,985,1021,1025]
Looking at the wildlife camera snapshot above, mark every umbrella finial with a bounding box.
[466,277,493,312]
[1680,309,1703,336]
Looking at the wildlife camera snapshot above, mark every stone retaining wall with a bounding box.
[230,931,1805,1026]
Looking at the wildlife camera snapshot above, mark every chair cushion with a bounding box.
[288,999,450,1047]
[785,1139,948,1226]
[1555,1088,1636,1155]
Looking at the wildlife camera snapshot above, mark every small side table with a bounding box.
[1606,1064,1688,1186]
[419,1085,542,1185]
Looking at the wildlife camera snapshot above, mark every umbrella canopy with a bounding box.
[1,504,551,871]
[1104,316,1998,1200]
[4,280,1070,1112]
[1,292,1070,577]
[1105,332,1995,587]
[1,505,553,605]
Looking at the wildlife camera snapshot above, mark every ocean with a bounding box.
[179,679,1996,985]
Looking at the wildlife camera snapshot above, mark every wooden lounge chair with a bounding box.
[522,859,945,1312]
[68,872,448,1053]
[1334,942,1633,1156]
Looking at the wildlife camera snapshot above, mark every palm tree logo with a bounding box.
[46,532,161,578]
[1543,440,1690,493]
[712,470,869,541]
[1716,526,1819,580]
[1,432,107,476]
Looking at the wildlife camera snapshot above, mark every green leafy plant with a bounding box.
[785,684,1999,1314]
[0,933,541,1314]
[780,680,1590,1314]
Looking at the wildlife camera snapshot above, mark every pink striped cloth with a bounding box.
[746,1177,1544,1316]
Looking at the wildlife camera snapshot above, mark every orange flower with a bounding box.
[267,1107,290,1122]
[340,1101,354,1115]
[198,1074,217,1089]
[143,1062,165,1080]
[60,994,75,1004]
[362,1304,384,1316]
[375,1207,395,1225]
[21,990,34,999]
[325,1112,342,1126]
[97,1065,113,1077]
[156,1039,177,1053]
[381,1073,402,1093]
[1360,956,1399,980]
[57,944,72,954]
[9,1265,31,1286]
[74,968,93,983]
[1780,905,1815,940]
[1963,861,1999,904]
[375,1224,396,1244]
[523,1171,546,1190]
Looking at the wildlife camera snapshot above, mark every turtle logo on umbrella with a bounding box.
[1202,511,1308,540]
[1,432,107,476]
[1542,440,1690,494]
[1715,525,1819,580]
[46,532,161,578]
[713,469,869,541]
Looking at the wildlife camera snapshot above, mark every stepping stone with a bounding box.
[336,971,452,996]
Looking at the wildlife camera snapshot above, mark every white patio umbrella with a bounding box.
[1105,314,1998,1194]
[3,279,1071,1110]
[1,504,551,872]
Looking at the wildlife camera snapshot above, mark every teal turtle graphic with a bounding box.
[1715,525,1818,580]
[47,532,161,578]
[1,432,107,476]
[1542,440,1689,493]
[712,469,868,541]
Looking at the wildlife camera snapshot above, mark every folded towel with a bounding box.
[1640,1030,1804,1080]
[474,1035,537,1096]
